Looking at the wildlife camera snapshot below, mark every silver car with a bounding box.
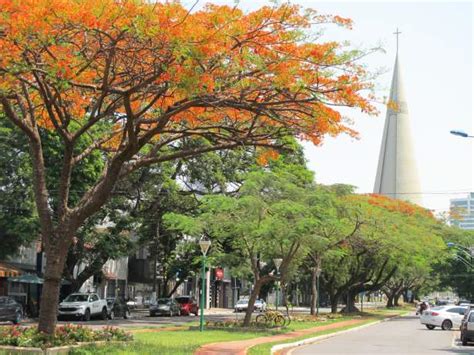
[149,298,181,317]
[234,299,266,312]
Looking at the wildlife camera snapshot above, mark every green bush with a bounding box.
[0,325,132,349]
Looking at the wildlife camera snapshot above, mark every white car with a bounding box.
[420,305,467,330]
[234,299,266,312]
[126,298,139,309]
[58,293,108,321]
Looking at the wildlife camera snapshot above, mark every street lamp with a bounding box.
[450,130,474,138]
[315,267,322,316]
[199,236,211,332]
[447,242,473,269]
[273,258,283,311]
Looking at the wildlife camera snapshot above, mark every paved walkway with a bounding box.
[194,318,366,355]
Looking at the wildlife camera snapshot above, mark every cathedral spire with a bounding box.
[394,28,401,55]
[373,30,422,206]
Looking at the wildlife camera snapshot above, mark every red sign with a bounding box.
[215,268,224,281]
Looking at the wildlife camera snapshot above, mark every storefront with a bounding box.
[8,274,43,317]
[0,262,23,296]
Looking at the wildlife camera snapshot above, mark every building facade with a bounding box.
[450,193,474,230]
[0,241,44,316]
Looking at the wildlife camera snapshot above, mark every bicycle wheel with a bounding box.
[255,314,267,325]
[273,314,285,327]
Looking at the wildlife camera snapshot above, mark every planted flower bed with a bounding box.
[0,324,132,353]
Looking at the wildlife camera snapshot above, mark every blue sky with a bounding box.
[187,0,473,212]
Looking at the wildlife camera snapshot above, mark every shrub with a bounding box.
[0,325,132,349]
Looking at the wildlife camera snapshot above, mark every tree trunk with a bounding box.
[243,280,262,327]
[394,293,401,307]
[403,290,409,303]
[281,283,287,307]
[386,295,394,308]
[330,292,338,314]
[167,279,184,298]
[310,268,317,315]
[343,291,358,313]
[38,242,68,334]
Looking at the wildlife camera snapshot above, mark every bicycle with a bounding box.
[255,309,290,327]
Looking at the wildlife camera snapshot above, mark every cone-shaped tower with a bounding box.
[373,34,422,206]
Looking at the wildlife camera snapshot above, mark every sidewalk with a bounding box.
[194,318,366,355]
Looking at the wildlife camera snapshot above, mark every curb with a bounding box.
[271,312,409,354]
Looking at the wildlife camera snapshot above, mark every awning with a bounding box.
[0,263,23,278]
[8,274,43,284]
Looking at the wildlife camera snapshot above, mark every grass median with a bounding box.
[69,308,410,355]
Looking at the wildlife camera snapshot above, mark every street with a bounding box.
[291,314,474,354]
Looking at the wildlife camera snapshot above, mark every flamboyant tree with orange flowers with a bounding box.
[0,0,377,333]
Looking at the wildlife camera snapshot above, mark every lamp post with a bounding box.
[315,267,322,316]
[450,130,474,138]
[447,242,474,269]
[273,258,283,311]
[199,237,211,332]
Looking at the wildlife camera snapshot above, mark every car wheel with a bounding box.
[12,311,22,325]
[83,309,91,321]
[425,324,435,330]
[124,310,131,319]
[101,307,108,320]
[441,319,453,330]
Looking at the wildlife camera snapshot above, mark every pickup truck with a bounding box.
[58,293,108,321]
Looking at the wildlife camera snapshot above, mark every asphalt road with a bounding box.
[291,314,474,354]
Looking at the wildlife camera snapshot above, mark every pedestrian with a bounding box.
[419,301,428,315]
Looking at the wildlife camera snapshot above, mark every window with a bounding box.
[469,312,474,322]
[90,295,99,302]
[64,294,89,302]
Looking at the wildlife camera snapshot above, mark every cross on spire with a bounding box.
[394,28,402,54]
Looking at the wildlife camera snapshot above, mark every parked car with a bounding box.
[234,299,266,312]
[106,297,131,320]
[420,305,467,330]
[254,299,267,312]
[149,298,181,317]
[459,304,474,329]
[58,293,108,321]
[143,297,153,308]
[175,296,198,316]
[0,296,22,324]
[461,310,474,345]
[234,298,249,312]
[126,298,139,309]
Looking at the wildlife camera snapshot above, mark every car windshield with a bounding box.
[175,297,190,304]
[237,300,248,304]
[157,299,171,305]
[430,307,444,311]
[64,294,89,302]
